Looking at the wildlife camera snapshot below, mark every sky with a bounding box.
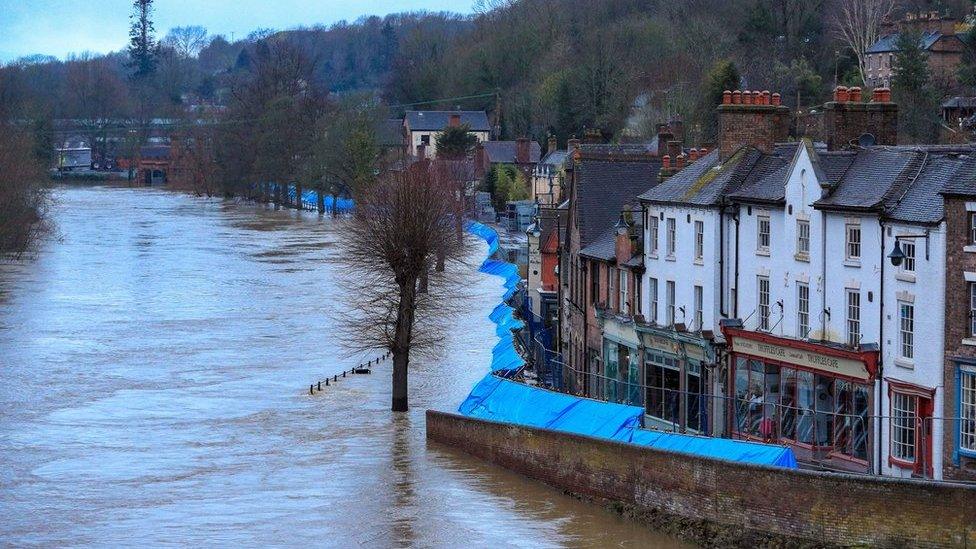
[0,0,472,63]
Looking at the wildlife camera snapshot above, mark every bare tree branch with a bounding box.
[830,0,896,86]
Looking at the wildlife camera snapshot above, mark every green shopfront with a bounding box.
[599,313,720,434]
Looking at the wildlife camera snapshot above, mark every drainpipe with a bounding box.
[877,216,886,475]
[733,207,740,318]
[720,203,726,317]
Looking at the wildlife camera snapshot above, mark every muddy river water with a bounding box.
[0,186,689,547]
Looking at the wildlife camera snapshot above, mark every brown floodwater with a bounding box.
[0,185,692,547]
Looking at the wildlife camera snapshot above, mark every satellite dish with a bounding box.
[858,133,877,147]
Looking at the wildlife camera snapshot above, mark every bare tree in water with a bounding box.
[336,159,467,411]
[0,126,51,258]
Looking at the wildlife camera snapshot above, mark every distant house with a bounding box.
[56,141,92,171]
[532,137,570,206]
[474,137,541,180]
[403,110,490,158]
[138,145,171,185]
[864,12,965,89]
[941,97,976,128]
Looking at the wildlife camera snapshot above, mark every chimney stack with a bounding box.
[547,135,557,154]
[449,114,461,127]
[717,89,791,161]
[824,86,897,150]
[516,137,531,164]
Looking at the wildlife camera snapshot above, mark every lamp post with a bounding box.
[887,232,929,266]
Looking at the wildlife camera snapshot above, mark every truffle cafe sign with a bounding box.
[731,336,870,380]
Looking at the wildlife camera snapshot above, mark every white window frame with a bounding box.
[891,392,918,464]
[970,212,976,245]
[757,276,770,331]
[961,369,976,453]
[847,289,861,347]
[970,283,976,338]
[648,216,659,256]
[757,215,770,254]
[796,219,810,256]
[899,301,914,360]
[619,269,629,314]
[649,277,658,324]
[797,282,810,338]
[666,280,675,326]
[694,220,704,262]
[846,223,861,260]
[666,218,676,257]
[694,285,703,331]
[901,240,916,273]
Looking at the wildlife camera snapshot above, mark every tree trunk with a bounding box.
[295,184,303,210]
[332,193,339,217]
[274,184,282,210]
[317,190,325,213]
[435,248,445,272]
[392,278,417,412]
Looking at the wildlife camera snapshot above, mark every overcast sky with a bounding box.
[0,0,471,62]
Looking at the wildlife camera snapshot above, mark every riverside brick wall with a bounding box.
[427,410,976,548]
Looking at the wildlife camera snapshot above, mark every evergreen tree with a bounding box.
[702,60,741,140]
[435,123,478,159]
[893,31,940,143]
[127,0,160,79]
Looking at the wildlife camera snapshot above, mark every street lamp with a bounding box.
[887,233,929,267]
[614,211,630,235]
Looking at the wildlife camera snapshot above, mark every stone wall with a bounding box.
[823,101,898,150]
[717,104,790,160]
[427,410,976,548]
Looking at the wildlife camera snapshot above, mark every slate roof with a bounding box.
[942,96,976,109]
[576,157,660,247]
[813,148,922,211]
[139,145,170,159]
[482,140,542,164]
[540,150,569,168]
[378,119,405,147]
[866,31,944,53]
[538,207,568,248]
[579,227,617,261]
[404,111,491,132]
[724,143,801,204]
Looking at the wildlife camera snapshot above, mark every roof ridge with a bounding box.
[884,150,928,212]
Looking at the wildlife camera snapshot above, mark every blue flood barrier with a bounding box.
[268,183,355,213]
[459,373,798,468]
[461,221,798,469]
[467,220,525,374]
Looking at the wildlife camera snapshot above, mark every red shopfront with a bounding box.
[722,326,879,472]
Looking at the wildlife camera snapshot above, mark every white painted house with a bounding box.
[402,111,490,158]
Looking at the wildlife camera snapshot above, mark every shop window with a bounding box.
[891,392,918,464]
[605,341,618,402]
[687,360,704,432]
[757,215,770,253]
[833,379,869,461]
[961,368,976,454]
[646,350,680,424]
[899,302,914,360]
[797,282,810,338]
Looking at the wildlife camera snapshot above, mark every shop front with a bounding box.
[722,322,879,473]
[635,324,719,435]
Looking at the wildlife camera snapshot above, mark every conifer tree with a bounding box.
[127,0,160,79]
[893,31,939,143]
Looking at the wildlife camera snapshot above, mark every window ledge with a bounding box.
[965,245,976,254]
[665,255,676,262]
[893,357,915,370]
[756,249,770,257]
[794,252,810,262]
[648,253,659,260]
[895,272,916,283]
[844,259,861,268]
[693,258,704,266]
[888,456,917,470]
[963,338,976,347]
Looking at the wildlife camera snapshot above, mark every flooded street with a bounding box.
[0,186,688,547]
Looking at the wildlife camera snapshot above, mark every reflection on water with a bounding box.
[0,186,691,547]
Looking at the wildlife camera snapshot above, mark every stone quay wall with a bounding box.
[426,410,976,548]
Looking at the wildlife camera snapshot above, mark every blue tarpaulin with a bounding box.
[461,222,798,469]
[459,373,798,468]
[467,220,525,374]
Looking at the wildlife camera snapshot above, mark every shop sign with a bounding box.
[731,336,870,380]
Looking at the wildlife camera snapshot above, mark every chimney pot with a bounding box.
[743,90,753,105]
[849,86,862,102]
[771,93,781,106]
[662,154,671,169]
[676,153,687,169]
[722,90,732,105]
[762,90,771,105]
[449,113,461,127]
[884,88,892,102]
[732,90,742,104]
[834,86,849,102]
[689,148,699,161]
[699,147,708,156]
